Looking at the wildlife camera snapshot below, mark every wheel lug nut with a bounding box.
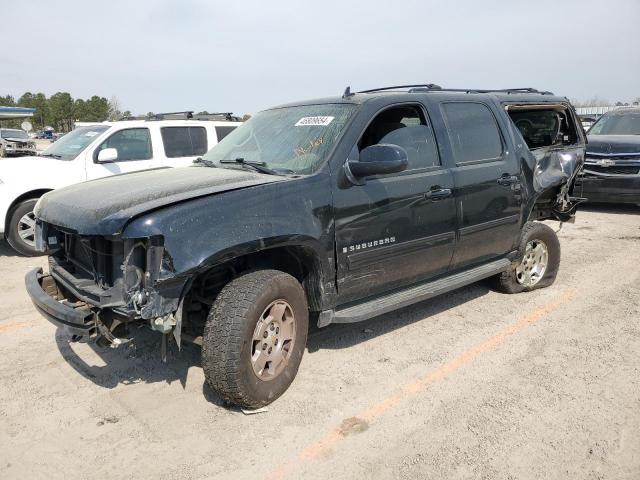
[268,347,272,354]
[270,324,274,331]
[262,343,267,350]
[263,331,268,338]
[276,327,279,334]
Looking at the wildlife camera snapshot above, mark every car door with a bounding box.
[86,127,158,179]
[159,125,209,167]
[334,103,457,304]
[438,101,522,268]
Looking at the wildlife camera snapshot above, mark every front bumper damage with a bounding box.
[26,224,189,352]
[25,267,96,337]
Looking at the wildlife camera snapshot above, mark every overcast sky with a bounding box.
[3,0,639,114]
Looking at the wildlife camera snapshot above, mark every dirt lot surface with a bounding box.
[1,206,639,480]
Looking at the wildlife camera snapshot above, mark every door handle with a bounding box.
[497,174,518,186]
[425,187,452,201]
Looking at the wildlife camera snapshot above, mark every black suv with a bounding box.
[26,85,585,407]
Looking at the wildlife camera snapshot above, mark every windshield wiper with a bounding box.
[39,153,62,159]
[219,158,282,176]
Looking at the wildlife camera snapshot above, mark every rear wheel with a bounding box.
[6,199,41,257]
[202,269,309,408]
[492,222,560,294]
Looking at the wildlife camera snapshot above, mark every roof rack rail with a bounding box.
[358,85,554,95]
[147,111,194,120]
[119,111,242,122]
[358,84,442,93]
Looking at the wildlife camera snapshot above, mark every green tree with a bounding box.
[48,92,75,131]
[0,95,16,106]
[18,92,49,129]
[83,96,109,122]
[73,98,87,121]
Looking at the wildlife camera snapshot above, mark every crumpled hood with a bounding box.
[3,137,33,143]
[35,166,285,235]
[586,135,640,156]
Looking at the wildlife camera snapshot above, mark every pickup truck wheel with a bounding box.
[202,269,309,408]
[492,222,560,294]
[6,199,41,257]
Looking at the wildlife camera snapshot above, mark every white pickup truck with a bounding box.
[0,117,241,255]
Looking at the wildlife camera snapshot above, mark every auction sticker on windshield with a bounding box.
[295,116,334,126]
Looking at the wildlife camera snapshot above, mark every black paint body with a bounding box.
[576,133,640,205]
[30,90,585,331]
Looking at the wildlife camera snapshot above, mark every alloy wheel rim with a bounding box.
[251,299,296,381]
[17,211,36,247]
[515,239,548,287]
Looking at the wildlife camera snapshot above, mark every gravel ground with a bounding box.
[0,206,639,480]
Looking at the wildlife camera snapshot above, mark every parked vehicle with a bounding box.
[0,129,37,157]
[35,130,53,140]
[574,107,640,205]
[25,85,584,407]
[0,113,241,255]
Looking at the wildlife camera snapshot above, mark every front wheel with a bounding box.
[6,199,42,257]
[202,269,309,408]
[492,222,561,294]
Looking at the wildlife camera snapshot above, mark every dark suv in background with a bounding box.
[26,85,584,407]
[575,107,640,205]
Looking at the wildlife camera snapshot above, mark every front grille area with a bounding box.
[584,164,640,175]
[58,233,125,288]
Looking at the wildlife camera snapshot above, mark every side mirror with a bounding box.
[344,144,408,184]
[97,147,118,163]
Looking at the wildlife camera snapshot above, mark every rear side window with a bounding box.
[215,126,237,142]
[161,127,208,157]
[441,102,503,164]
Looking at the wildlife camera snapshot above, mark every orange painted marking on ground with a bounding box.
[266,289,576,480]
[0,321,31,333]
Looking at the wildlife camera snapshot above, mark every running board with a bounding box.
[319,258,511,326]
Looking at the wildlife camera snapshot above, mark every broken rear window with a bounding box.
[507,106,579,149]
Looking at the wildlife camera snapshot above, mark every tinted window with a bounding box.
[359,105,440,170]
[215,126,236,142]
[98,128,152,161]
[441,102,502,164]
[161,127,208,158]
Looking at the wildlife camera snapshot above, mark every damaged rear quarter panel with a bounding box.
[502,102,585,220]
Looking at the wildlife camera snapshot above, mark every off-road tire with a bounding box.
[6,199,41,257]
[492,222,560,294]
[202,269,309,408]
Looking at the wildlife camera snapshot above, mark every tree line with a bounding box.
[0,92,130,132]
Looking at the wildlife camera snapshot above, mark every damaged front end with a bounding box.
[26,222,187,356]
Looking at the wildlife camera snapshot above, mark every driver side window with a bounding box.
[359,105,440,171]
[97,128,152,162]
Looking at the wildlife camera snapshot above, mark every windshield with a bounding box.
[1,129,28,139]
[40,125,110,160]
[588,112,640,135]
[203,104,357,174]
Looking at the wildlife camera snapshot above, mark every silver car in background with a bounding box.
[0,129,37,157]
